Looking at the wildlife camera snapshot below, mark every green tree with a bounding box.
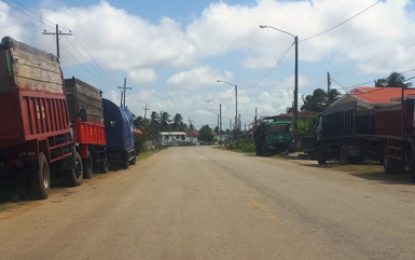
[172,113,186,131]
[301,88,327,112]
[375,72,412,88]
[327,88,341,106]
[301,88,341,112]
[198,125,214,143]
[160,111,171,131]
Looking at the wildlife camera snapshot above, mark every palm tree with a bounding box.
[375,72,412,88]
[172,113,185,131]
[327,88,341,106]
[160,111,171,131]
[301,88,327,112]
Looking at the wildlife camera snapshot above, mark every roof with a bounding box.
[159,131,187,136]
[349,86,415,104]
[325,86,415,114]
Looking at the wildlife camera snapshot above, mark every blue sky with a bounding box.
[1,0,415,129]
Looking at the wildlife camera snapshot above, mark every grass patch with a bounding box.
[223,140,256,154]
[138,147,167,160]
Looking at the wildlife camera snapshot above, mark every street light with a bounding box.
[206,100,223,144]
[259,24,299,143]
[216,80,238,145]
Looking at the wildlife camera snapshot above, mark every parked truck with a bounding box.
[102,98,136,169]
[253,116,293,156]
[0,36,83,199]
[64,77,108,177]
[375,96,415,181]
[314,100,381,164]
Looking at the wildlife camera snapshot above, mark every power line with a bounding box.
[66,36,120,86]
[4,0,55,29]
[300,0,383,43]
[332,36,415,83]
[3,0,120,88]
[261,42,294,80]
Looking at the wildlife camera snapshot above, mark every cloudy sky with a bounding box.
[1,0,415,129]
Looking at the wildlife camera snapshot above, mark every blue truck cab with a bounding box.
[102,98,136,169]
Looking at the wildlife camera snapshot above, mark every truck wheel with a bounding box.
[384,146,402,175]
[131,155,137,165]
[340,146,349,165]
[15,167,30,200]
[100,157,109,173]
[408,150,415,183]
[316,146,326,165]
[122,156,129,169]
[66,151,83,186]
[30,153,50,200]
[83,151,93,179]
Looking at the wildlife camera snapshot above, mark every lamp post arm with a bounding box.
[259,25,296,38]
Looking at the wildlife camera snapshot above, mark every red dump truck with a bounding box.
[64,77,108,176]
[375,95,415,181]
[0,36,83,199]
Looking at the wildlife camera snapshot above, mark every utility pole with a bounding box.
[117,77,132,108]
[293,35,299,144]
[219,104,222,143]
[43,24,72,59]
[327,71,331,93]
[235,84,238,133]
[255,107,258,125]
[120,91,123,107]
[143,105,149,120]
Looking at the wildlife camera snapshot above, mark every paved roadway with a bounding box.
[1,146,415,260]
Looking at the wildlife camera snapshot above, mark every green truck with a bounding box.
[253,117,293,156]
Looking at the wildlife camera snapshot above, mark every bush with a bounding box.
[225,139,255,153]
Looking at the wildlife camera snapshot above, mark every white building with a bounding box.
[159,132,198,146]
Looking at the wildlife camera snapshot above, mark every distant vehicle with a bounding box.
[253,117,293,156]
[0,36,82,199]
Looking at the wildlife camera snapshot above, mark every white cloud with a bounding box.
[167,66,233,90]
[40,1,195,84]
[0,2,25,41]
[128,68,157,84]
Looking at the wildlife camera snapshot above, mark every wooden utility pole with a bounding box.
[42,24,72,59]
[327,71,331,93]
[219,104,222,143]
[117,77,132,108]
[144,105,149,119]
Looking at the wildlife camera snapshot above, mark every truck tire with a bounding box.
[122,155,129,169]
[30,153,50,200]
[83,151,93,179]
[340,145,350,165]
[131,155,137,165]
[316,146,326,165]
[66,151,83,186]
[384,146,402,175]
[408,150,415,183]
[15,167,30,200]
[100,157,109,173]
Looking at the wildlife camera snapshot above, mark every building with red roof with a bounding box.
[326,86,415,114]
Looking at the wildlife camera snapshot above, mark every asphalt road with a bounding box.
[1,146,415,260]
